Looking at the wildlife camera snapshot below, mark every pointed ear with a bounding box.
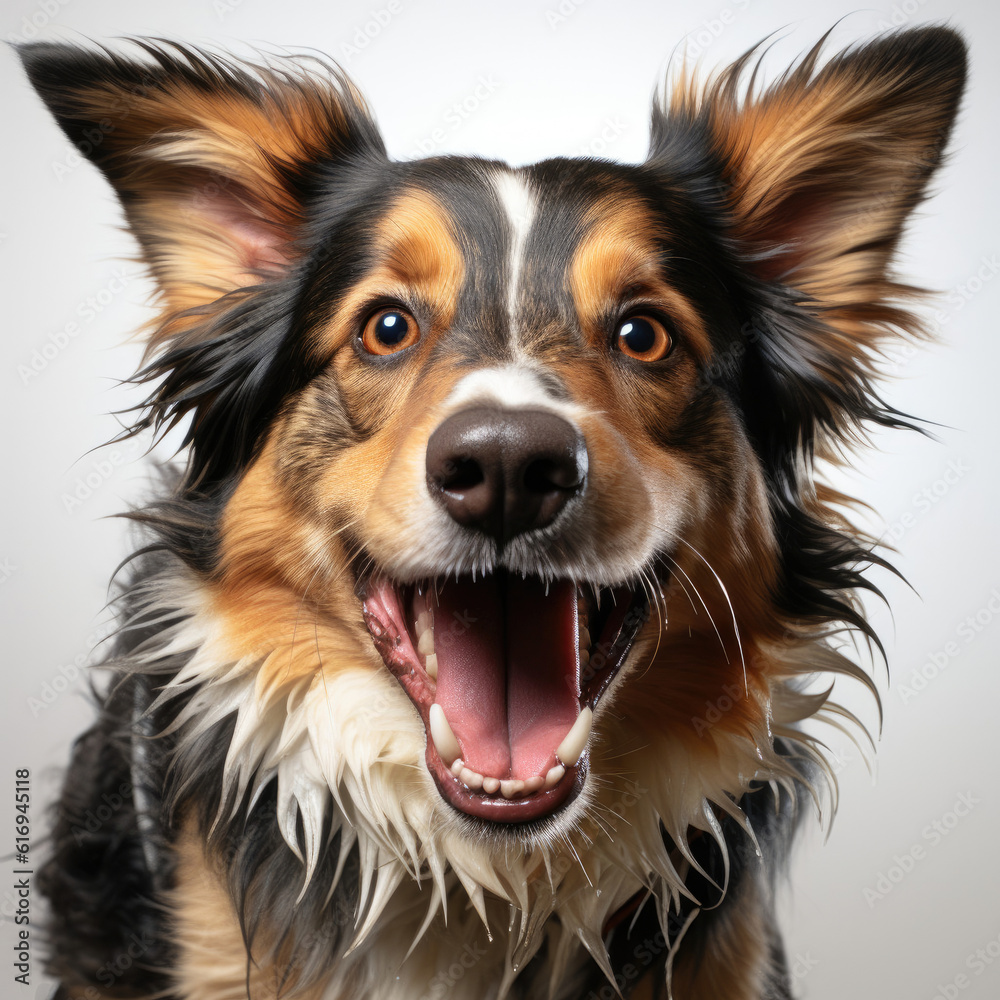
[652,26,966,371]
[18,41,384,316]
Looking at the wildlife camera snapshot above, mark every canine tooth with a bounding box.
[459,767,484,791]
[424,653,438,679]
[543,764,565,789]
[429,704,462,764]
[556,707,593,767]
[522,776,544,794]
[482,776,501,794]
[500,779,524,799]
[417,628,435,656]
[450,758,465,776]
[579,626,591,649]
[415,608,433,636]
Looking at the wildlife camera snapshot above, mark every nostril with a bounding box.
[523,457,581,495]
[435,456,484,493]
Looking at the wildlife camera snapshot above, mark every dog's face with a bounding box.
[219,157,779,827]
[21,29,965,962]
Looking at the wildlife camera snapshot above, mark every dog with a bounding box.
[20,26,966,1000]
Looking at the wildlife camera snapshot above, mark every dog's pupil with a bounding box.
[377,312,408,344]
[620,318,655,354]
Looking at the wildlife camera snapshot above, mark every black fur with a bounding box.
[38,650,176,995]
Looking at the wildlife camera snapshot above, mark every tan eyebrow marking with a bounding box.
[570,194,711,360]
[312,188,466,357]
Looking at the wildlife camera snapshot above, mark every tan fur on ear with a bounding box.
[662,27,966,348]
[21,41,384,326]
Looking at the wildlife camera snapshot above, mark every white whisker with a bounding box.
[678,539,748,695]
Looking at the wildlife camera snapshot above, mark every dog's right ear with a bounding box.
[18,41,385,321]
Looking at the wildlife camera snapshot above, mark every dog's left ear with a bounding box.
[651,26,966,432]
[18,41,384,320]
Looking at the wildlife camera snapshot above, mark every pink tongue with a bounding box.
[433,575,580,780]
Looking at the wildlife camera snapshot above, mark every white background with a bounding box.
[2,1,998,998]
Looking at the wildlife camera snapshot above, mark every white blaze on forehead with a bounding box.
[444,365,588,425]
[493,169,536,345]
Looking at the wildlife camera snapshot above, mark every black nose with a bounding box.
[426,407,588,544]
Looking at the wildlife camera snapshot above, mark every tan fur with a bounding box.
[569,195,712,361]
[214,436,377,693]
[669,37,958,358]
[669,881,776,1000]
[311,188,466,359]
[68,55,375,333]
[172,818,328,1000]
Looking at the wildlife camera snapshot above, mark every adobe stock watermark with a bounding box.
[420,942,489,1000]
[69,780,134,847]
[409,76,501,157]
[936,254,1000,321]
[579,919,815,1000]
[28,623,114,717]
[875,0,934,31]
[213,0,245,21]
[881,254,999,377]
[862,790,980,908]
[339,2,404,62]
[545,0,588,30]
[17,268,133,385]
[689,681,746,738]
[897,587,1000,706]
[881,457,971,546]
[932,926,1000,1000]
[694,317,769,393]
[6,0,73,44]
[683,0,754,60]
[62,929,151,999]
[48,71,160,182]
[578,117,628,159]
[61,439,144,514]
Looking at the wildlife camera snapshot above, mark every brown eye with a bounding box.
[616,315,673,362]
[360,308,420,356]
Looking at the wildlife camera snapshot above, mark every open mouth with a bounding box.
[361,570,649,823]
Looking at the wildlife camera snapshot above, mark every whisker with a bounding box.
[677,539,748,695]
[663,552,729,664]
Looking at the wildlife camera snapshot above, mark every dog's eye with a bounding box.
[360,308,420,355]
[615,315,673,362]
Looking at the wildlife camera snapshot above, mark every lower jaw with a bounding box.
[425,736,586,823]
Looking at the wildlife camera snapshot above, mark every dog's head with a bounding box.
[21,25,965,964]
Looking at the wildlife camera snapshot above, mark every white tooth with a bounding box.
[459,767,484,790]
[522,776,544,794]
[415,608,433,636]
[425,653,438,679]
[579,626,591,649]
[500,779,524,799]
[429,704,462,765]
[450,758,465,776]
[417,628,435,656]
[556,706,593,767]
[544,764,565,789]
[482,776,501,794]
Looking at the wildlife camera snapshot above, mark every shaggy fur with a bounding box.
[21,26,965,1000]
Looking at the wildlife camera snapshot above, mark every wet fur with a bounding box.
[20,27,966,1000]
